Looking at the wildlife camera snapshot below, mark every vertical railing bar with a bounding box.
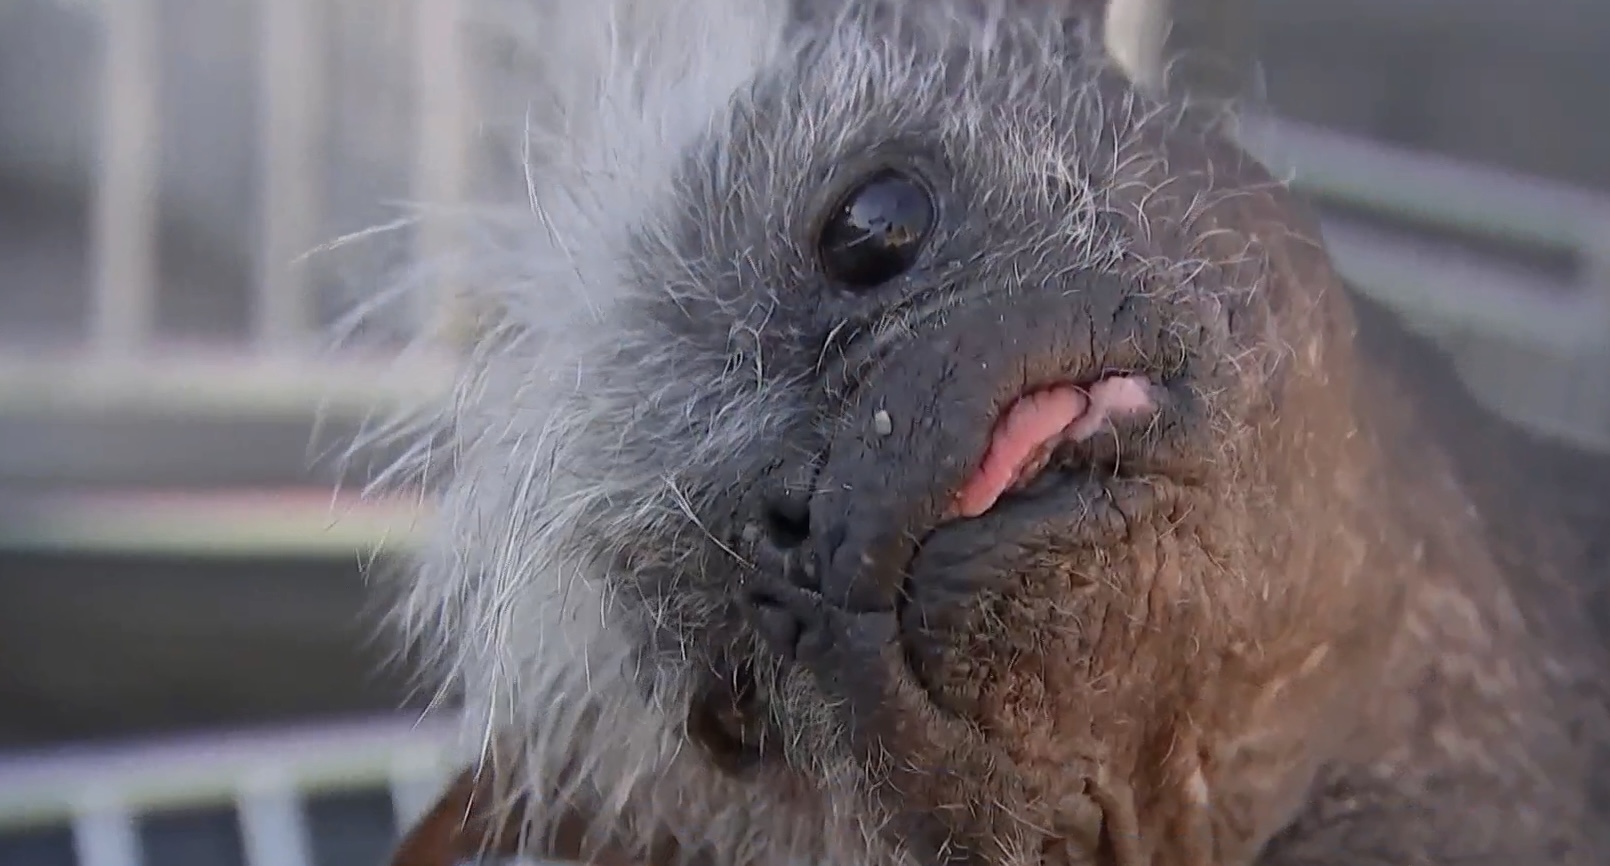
[387,754,450,830]
[411,0,474,345]
[237,771,315,866]
[89,0,162,357]
[71,796,143,866]
[256,0,326,349]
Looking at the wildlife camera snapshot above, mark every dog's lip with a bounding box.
[891,467,1142,721]
[716,389,1192,774]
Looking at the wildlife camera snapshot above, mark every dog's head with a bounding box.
[367,2,1400,864]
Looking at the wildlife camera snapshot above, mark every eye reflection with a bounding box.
[816,169,935,289]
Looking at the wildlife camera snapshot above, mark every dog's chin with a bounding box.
[896,473,1155,715]
[681,461,1185,773]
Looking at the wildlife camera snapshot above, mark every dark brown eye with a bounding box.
[816,170,934,289]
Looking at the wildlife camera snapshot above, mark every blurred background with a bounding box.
[0,0,1606,863]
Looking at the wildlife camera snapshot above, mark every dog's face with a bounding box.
[383,3,1403,864]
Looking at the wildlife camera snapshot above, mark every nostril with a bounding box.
[760,489,812,550]
[742,579,816,662]
[747,599,803,661]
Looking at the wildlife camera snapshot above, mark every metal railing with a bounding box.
[0,715,460,866]
[0,0,1607,540]
[1239,115,1610,346]
[0,0,1603,409]
[94,0,470,357]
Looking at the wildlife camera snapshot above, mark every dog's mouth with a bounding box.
[689,370,1181,768]
[896,372,1179,714]
[945,373,1160,519]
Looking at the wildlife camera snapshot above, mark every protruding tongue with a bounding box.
[951,376,1155,519]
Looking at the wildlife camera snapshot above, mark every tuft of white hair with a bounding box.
[333,0,868,863]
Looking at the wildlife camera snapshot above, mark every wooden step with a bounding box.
[0,346,453,420]
[0,487,426,557]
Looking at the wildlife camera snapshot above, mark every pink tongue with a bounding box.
[952,385,1089,519]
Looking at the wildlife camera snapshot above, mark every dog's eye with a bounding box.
[817,169,934,289]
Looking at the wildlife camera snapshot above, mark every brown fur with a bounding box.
[385,143,1610,866]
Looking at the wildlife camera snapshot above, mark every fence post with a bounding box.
[90,0,161,358]
[411,0,475,347]
[257,0,326,350]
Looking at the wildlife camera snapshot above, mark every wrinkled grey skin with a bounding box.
[349,1,1610,865]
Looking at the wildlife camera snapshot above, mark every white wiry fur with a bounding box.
[367,0,833,858]
[348,2,864,862]
[336,2,1174,864]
